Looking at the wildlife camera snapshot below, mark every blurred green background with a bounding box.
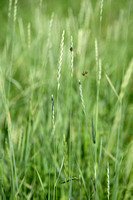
[0,0,133,199]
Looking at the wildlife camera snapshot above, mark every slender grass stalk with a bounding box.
[69,35,74,142]
[51,94,55,135]
[113,102,122,200]
[94,0,104,195]
[63,136,69,182]
[69,35,74,191]
[24,73,34,168]
[92,117,96,144]
[70,36,74,78]
[95,58,101,199]
[54,30,65,200]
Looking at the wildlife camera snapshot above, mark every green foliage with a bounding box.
[0,0,133,199]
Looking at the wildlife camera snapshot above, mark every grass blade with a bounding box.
[105,72,120,101]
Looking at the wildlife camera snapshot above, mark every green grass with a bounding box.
[0,0,133,199]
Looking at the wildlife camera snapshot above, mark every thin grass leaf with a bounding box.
[35,168,45,194]
[105,72,120,101]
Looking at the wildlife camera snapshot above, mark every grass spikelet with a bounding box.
[27,22,31,49]
[57,30,65,90]
[119,58,133,101]
[8,0,13,19]
[79,80,86,116]
[70,36,74,77]
[100,0,104,23]
[13,0,18,23]
[107,162,110,200]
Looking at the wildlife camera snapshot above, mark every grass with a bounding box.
[0,0,133,199]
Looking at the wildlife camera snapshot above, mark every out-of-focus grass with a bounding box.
[0,0,133,199]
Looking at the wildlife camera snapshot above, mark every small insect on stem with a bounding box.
[82,72,88,76]
[70,46,73,52]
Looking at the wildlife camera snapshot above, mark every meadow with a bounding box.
[0,0,133,199]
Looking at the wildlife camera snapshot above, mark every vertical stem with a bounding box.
[95,81,100,200]
[113,102,122,200]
